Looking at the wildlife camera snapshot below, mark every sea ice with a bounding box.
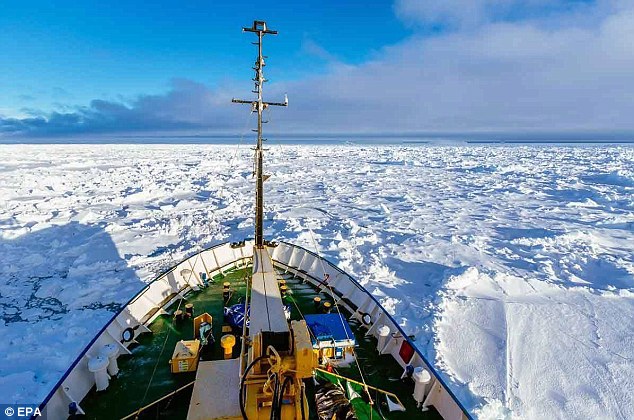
[0,144,633,419]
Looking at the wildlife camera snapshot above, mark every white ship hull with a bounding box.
[39,240,469,419]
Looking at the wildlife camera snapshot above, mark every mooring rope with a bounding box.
[306,227,373,412]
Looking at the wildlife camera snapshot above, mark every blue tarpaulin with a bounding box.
[304,313,356,345]
[224,303,249,329]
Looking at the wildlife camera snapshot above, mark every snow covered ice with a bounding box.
[1,144,633,419]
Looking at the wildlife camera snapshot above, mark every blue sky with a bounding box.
[1,0,633,139]
[1,1,407,111]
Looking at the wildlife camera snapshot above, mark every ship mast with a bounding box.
[232,20,288,248]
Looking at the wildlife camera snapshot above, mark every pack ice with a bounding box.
[0,144,633,419]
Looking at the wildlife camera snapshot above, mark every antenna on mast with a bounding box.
[232,20,288,248]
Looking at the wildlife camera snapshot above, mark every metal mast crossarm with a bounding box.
[232,20,288,249]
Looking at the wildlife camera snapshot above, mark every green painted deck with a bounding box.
[80,266,250,419]
[79,265,441,419]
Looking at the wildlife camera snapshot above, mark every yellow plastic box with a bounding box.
[169,339,201,373]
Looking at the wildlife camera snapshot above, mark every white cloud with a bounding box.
[265,2,634,135]
[393,0,622,28]
[3,1,634,139]
[394,0,498,27]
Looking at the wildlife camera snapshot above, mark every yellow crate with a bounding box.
[169,339,201,373]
